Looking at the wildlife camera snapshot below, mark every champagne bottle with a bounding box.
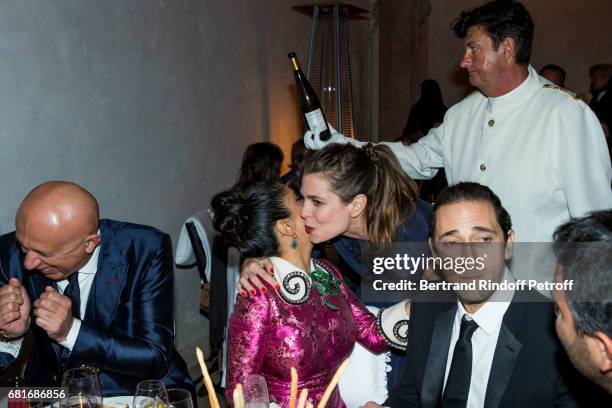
[288,52,331,141]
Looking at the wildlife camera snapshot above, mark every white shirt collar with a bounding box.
[597,89,608,102]
[270,256,313,281]
[269,256,315,304]
[456,267,515,336]
[486,64,539,113]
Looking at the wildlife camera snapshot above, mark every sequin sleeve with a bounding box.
[319,259,388,353]
[224,292,271,405]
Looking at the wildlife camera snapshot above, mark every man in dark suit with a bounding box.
[362,182,578,407]
[0,181,194,396]
[589,64,612,128]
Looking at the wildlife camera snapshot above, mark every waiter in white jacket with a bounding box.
[306,0,612,249]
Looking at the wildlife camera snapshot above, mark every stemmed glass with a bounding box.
[59,367,103,408]
[165,389,193,408]
[132,380,169,408]
[243,374,269,408]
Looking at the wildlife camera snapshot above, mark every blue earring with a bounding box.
[290,234,298,249]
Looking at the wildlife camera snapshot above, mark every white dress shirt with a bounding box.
[56,243,100,351]
[0,237,101,357]
[596,89,608,103]
[442,271,515,408]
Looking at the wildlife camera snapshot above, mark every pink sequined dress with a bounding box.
[224,257,388,407]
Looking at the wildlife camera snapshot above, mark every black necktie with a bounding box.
[442,315,479,408]
[63,272,80,319]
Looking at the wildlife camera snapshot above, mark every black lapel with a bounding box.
[421,306,456,408]
[483,302,525,408]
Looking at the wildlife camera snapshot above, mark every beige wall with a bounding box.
[427,0,612,105]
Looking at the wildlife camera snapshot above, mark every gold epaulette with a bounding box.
[543,83,578,100]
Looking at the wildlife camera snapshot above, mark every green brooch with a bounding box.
[310,262,341,311]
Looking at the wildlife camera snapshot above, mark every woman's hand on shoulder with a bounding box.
[237,257,279,296]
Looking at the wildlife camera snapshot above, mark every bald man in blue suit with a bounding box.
[0,181,193,396]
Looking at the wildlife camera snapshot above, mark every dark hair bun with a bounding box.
[210,190,249,248]
[210,181,292,257]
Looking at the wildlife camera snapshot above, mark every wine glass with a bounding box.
[59,366,103,408]
[243,374,269,408]
[165,389,193,408]
[132,380,169,408]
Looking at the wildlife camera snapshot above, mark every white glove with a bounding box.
[303,122,365,150]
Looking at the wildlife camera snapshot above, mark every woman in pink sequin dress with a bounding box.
[211,181,390,407]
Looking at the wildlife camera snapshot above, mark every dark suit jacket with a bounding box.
[385,290,579,407]
[590,88,612,128]
[0,219,194,396]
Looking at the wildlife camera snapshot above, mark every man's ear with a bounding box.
[428,237,438,256]
[348,194,367,218]
[84,233,101,254]
[593,331,612,373]
[504,229,515,261]
[500,37,516,63]
[275,219,295,238]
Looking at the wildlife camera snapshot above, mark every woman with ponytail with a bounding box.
[211,181,404,407]
[299,143,430,265]
[237,143,431,388]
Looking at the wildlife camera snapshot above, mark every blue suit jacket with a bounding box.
[0,219,194,396]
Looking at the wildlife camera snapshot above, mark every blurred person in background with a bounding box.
[401,79,448,144]
[589,64,612,139]
[280,139,309,184]
[540,64,566,87]
[399,79,449,203]
[233,141,284,192]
